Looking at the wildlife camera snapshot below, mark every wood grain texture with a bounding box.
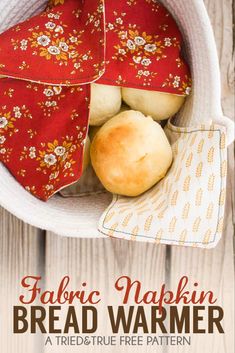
[0,208,45,353]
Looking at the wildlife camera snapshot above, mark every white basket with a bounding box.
[0,0,233,238]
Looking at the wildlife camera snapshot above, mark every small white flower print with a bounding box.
[134,36,146,46]
[44,88,54,97]
[29,147,36,159]
[53,86,62,95]
[48,13,60,19]
[14,111,22,118]
[48,46,61,55]
[45,22,56,30]
[0,136,6,144]
[108,23,114,30]
[64,162,71,169]
[185,87,191,95]
[0,117,8,128]
[59,42,69,52]
[118,49,126,55]
[164,38,172,47]
[173,76,181,88]
[133,56,142,64]
[138,70,144,76]
[20,39,28,51]
[141,58,152,66]
[70,36,77,43]
[82,54,88,60]
[37,35,51,47]
[127,39,136,50]
[120,31,127,40]
[143,70,150,76]
[116,18,123,25]
[54,146,66,156]
[49,171,59,180]
[45,100,57,107]
[44,154,57,166]
[144,44,157,52]
[74,62,81,69]
[55,25,64,34]
[0,148,6,154]
[94,20,100,27]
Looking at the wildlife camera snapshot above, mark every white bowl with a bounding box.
[0,0,233,237]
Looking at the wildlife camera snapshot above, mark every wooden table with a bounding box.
[0,1,234,352]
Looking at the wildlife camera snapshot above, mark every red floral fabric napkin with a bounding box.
[0,0,191,201]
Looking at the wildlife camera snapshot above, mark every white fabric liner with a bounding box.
[0,0,234,239]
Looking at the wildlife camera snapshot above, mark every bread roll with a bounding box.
[89,83,122,126]
[90,110,173,197]
[122,87,185,121]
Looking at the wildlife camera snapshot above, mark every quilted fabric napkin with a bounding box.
[98,121,227,248]
[0,0,191,200]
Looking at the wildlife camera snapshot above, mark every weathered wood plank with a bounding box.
[0,208,45,353]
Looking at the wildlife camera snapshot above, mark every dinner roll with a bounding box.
[90,110,173,196]
[122,87,185,121]
[82,136,90,172]
[89,83,122,126]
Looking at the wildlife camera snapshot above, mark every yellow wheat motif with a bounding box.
[179,229,187,245]
[169,217,177,233]
[208,174,215,191]
[203,230,212,244]
[196,162,203,177]
[221,160,227,178]
[155,200,166,211]
[181,149,187,162]
[208,130,214,139]
[220,133,226,150]
[151,193,162,204]
[157,206,168,219]
[122,213,133,227]
[144,215,153,232]
[208,147,214,163]
[217,217,224,233]
[105,211,115,223]
[131,226,139,240]
[183,176,191,191]
[195,188,203,206]
[193,217,201,232]
[206,203,214,219]
[175,169,182,182]
[182,202,190,219]
[219,189,226,206]
[197,139,204,154]
[108,223,119,237]
[156,229,163,244]
[171,190,179,206]
[186,152,193,168]
[190,134,197,147]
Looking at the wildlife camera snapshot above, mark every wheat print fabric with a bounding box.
[98,122,227,249]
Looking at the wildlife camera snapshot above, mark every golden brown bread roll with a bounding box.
[89,83,122,126]
[122,87,185,121]
[90,110,173,196]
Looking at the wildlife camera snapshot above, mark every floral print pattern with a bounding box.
[99,0,191,93]
[0,0,191,201]
[0,78,90,200]
[0,0,105,84]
